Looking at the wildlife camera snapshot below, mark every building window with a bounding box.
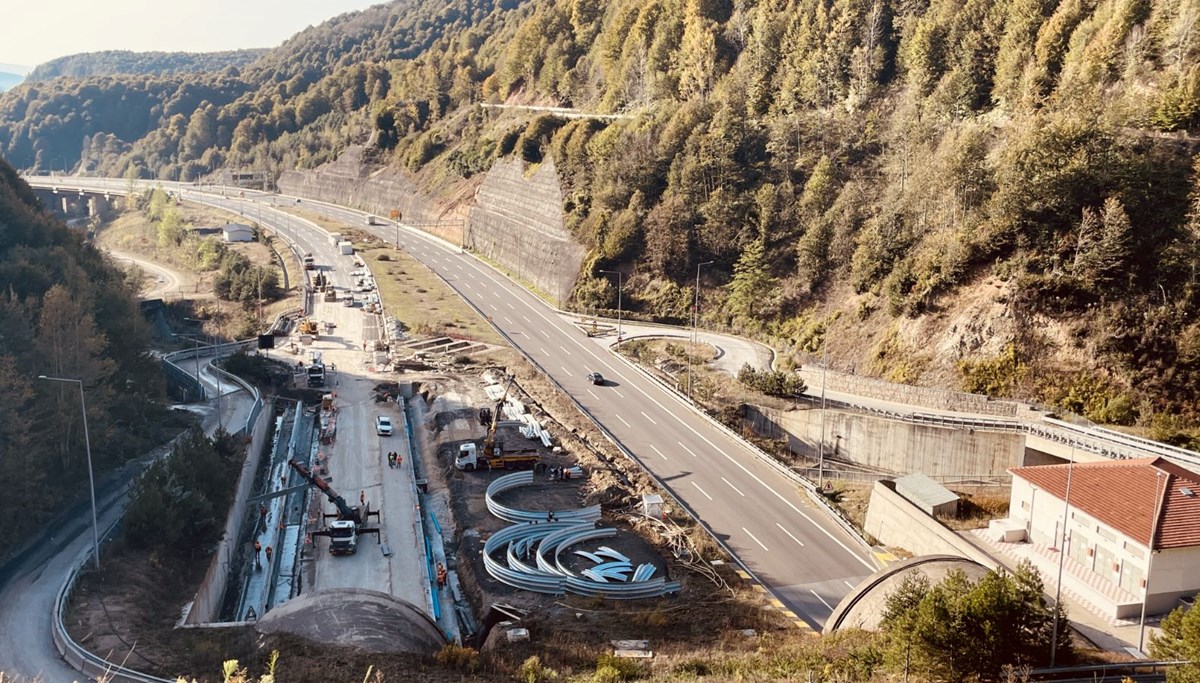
[1123,542,1145,560]
[1021,500,1030,511]
[1096,526,1116,542]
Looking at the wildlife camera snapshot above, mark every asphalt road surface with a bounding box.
[30,178,879,627]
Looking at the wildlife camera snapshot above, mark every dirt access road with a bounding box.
[107,247,186,299]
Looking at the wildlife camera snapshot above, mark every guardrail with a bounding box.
[53,523,175,683]
[485,471,601,523]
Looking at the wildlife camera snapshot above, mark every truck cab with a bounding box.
[455,441,539,471]
[326,519,358,555]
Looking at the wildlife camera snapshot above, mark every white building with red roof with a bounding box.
[1007,457,1200,618]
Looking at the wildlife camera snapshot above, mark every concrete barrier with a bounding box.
[863,480,998,569]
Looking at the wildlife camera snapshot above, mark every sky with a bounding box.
[0,0,385,69]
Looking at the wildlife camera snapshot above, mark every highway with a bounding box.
[31,177,878,627]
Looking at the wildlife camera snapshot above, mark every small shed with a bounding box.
[641,494,664,520]
[221,223,254,242]
[894,473,959,517]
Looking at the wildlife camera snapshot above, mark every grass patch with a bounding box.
[362,247,503,345]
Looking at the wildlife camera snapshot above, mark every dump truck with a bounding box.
[289,459,380,555]
[455,441,540,471]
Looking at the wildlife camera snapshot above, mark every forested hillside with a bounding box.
[26,49,268,81]
[1,0,1199,437]
[0,157,172,560]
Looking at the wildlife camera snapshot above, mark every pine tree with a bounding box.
[727,238,778,321]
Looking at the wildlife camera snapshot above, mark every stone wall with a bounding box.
[798,366,1033,418]
[278,149,586,305]
[743,404,1025,480]
[465,157,585,307]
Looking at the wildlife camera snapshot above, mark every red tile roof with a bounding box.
[1010,458,1200,549]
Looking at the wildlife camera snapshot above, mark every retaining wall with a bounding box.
[863,480,999,568]
[465,158,584,307]
[184,392,272,624]
[798,366,1032,418]
[743,404,1026,479]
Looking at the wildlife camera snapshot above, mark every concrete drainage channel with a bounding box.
[482,472,681,599]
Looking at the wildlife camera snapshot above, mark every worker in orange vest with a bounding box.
[436,562,447,588]
[254,540,262,569]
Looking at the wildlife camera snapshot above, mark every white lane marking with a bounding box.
[722,477,745,497]
[649,444,668,460]
[463,282,472,290]
[522,316,532,323]
[810,590,834,611]
[540,347,548,355]
[507,302,515,309]
[398,233,875,570]
[504,317,513,324]
[743,527,769,551]
[540,329,550,337]
[844,580,856,589]
[560,366,573,377]
[641,411,658,425]
[678,441,699,458]
[587,389,599,399]
[777,523,806,547]
[612,389,625,398]
[616,414,631,427]
[692,482,713,501]
[558,345,572,356]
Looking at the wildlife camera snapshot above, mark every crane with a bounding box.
[483,374,516,458]
[288,459,380,555]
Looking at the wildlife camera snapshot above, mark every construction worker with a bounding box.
[360,490,366,507]
[436,562,447,588]
[265,545,273,563]
[254,540,262,570]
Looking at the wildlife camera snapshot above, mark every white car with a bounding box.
[376,416,394,436]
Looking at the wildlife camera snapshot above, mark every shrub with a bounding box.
[518,655,558,683]
[737,364,807,398]
[434,644,479,673]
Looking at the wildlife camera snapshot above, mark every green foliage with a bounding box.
[958,343,1027,397]
[727,239,779,324]
[518,655,558,683]
[591,654,644,682]
[124,429,242,555]
[880,561,1069,682]
[1038,371,1139,424]
[737,363,808,398]
[27,49,266,81]
[433,644,479,673]
[213,252,280,308]
[1150,602,1200,683]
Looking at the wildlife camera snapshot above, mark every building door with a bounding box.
[1119,561,1144,596]
[1094,545,1119,586]
[1069,532,1090,566]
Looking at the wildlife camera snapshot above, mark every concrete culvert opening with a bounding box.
[253,589,446,654]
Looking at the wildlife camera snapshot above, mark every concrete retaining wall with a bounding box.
[743,404,1026,479]
[798,366,1029,418]
[465,158,584,306]
[864,480,999,568]
[184,401,273,624]
[277,148,585,305]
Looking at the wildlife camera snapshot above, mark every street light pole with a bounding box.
[1139,468,1167,654]
[1050,444,1076,666]
[599,270,624,342]
[818,333,828,489]
[38,375,101,570]
[690,261,714,401]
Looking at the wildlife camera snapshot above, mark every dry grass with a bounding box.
[363,247,503,344]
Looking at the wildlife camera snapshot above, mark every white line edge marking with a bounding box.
[692,481,713,500]
[811,590,834,611]
[722,477,745,497]
[776,523,805,547]
[743,527,769,551]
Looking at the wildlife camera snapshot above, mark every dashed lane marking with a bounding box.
[776,523,805,547]
[641,411,658,425]
[743,527,769,551]
[616,414,631,428]
[810,590,834,611]
[723,477,745,497]
[649,444,668,460]
[691,482,713,501]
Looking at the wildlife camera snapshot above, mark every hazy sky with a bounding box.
[0,0,385,68]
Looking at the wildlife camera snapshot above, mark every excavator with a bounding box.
[288,459,380,555]
[456,374,541,471]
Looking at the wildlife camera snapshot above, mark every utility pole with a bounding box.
[1139,468,1167,654]
[690,261,714,400]
[818,333,828,489]
[38,376,101,570]
[1050,444,1076,666]
[599,270,624,342]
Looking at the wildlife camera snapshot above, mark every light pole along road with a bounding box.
[31,178,878,628]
